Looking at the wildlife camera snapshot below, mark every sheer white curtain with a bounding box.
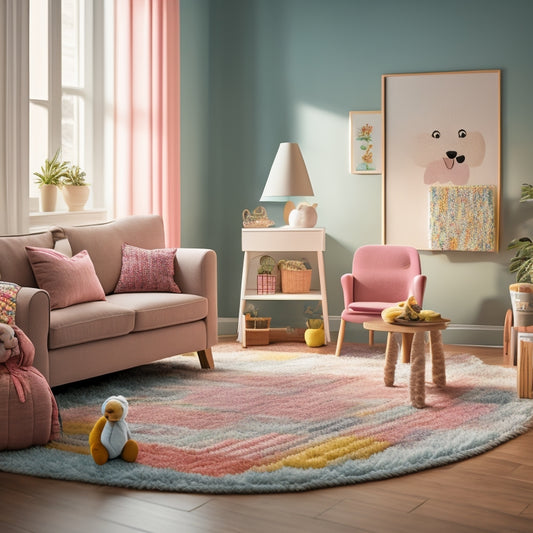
[0,0,30,235]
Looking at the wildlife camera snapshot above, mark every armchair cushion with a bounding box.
[25,247,106,310]
[348,302,394,314]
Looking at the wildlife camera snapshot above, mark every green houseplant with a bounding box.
[508,237,533,283]
[33,148,70,212]
[61,164,90,211]
[33,148,70,187]
[62,164,88,186]
[508,184,533,283]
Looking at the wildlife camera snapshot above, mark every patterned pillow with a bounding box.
[114,243,181,294]
[25,247,106,310]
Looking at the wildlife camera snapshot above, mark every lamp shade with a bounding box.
[260,143,314,201]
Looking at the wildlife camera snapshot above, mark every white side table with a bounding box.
[238,227,330,344]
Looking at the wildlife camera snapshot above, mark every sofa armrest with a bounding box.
[15,287,51,382]
[175,249,218,348]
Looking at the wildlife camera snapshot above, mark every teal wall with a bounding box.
[181,0,533,345]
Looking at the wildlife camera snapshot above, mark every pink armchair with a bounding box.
[335,245,426,356]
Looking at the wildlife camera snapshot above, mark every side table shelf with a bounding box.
[238,227,330,345]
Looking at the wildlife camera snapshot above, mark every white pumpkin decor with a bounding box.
[288,202,318,228]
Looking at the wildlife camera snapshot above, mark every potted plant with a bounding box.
[508,184,533,283]
[61,164,90,211]
[33,148,69,212]
[508,238,533,283]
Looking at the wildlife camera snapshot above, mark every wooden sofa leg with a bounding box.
[197,348,214,369]
[335,319,346,356]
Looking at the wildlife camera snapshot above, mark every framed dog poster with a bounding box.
[382,70,501,251]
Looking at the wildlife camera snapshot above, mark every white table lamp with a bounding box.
[260,143,317,227]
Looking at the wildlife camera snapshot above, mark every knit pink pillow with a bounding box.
[25,247,106,310]
[114,243,181,294]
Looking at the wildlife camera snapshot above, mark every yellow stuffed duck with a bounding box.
[89,395,138,465]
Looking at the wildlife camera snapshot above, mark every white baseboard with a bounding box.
[218,317,503,336]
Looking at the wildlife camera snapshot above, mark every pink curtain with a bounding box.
[114,0,180,247]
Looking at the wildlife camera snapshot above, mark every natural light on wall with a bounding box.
[29,0,86,206]
[29,0,49,201]
[61,0,86,176]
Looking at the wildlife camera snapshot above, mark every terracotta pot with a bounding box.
[62,185,90,211]
[39,184,58,212]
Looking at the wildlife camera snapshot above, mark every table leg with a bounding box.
[430,330,446,387]
[384,332,399,387]
[401,333,414,363]
[409,331,426,408]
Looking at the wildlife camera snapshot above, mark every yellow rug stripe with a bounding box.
[256,435,390,471]
[46,442,90,455]
[61,421,93,434]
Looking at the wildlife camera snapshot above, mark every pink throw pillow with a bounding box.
[25,246,106,310]
[114,243,181,294]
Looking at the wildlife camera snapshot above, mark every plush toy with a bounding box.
[89,395,138,465]
[0,323,18,362]
[0,322,60,450]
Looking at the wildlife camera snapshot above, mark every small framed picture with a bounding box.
[349,110,382,174]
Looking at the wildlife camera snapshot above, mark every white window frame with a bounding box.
[28,0,114,228]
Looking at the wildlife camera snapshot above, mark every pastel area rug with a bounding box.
[1,345,532,494]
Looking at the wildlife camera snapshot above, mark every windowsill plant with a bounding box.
[33,148,70,212]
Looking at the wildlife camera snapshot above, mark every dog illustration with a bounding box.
[411,127,486,185]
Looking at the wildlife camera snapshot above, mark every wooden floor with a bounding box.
[1,344,532,533]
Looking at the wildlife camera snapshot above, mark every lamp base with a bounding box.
[283,201,296,225]
[288,202,318,228]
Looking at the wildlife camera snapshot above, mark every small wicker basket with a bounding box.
[245,315,271,329]
[280,269,312,293]
[257,274,276,295]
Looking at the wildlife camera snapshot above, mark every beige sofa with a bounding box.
[0,215,217,387]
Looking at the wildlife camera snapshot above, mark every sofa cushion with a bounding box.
[114,243,181,294]
[49,300,135,349]
[61,215,167,294]
[0,231,55,287]
[25,247,106,310]
[106,292,207,332]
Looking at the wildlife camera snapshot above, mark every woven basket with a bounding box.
[280,269,312,293]
[257,274,276,295]
[245,315,271,329]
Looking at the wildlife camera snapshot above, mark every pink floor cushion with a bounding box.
[0,325,60,451]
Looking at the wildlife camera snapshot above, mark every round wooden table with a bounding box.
[363,319,449,408]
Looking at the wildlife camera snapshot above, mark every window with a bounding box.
[28,0,113,215]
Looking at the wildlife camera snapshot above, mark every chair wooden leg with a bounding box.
[197,348,214,369]
[335,319,346,356]
[368,330,374,346]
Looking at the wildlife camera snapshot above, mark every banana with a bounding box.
[419,309,442,322]
[396,296,421,321]
[381,306,404,323]
[382,297,442,324]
